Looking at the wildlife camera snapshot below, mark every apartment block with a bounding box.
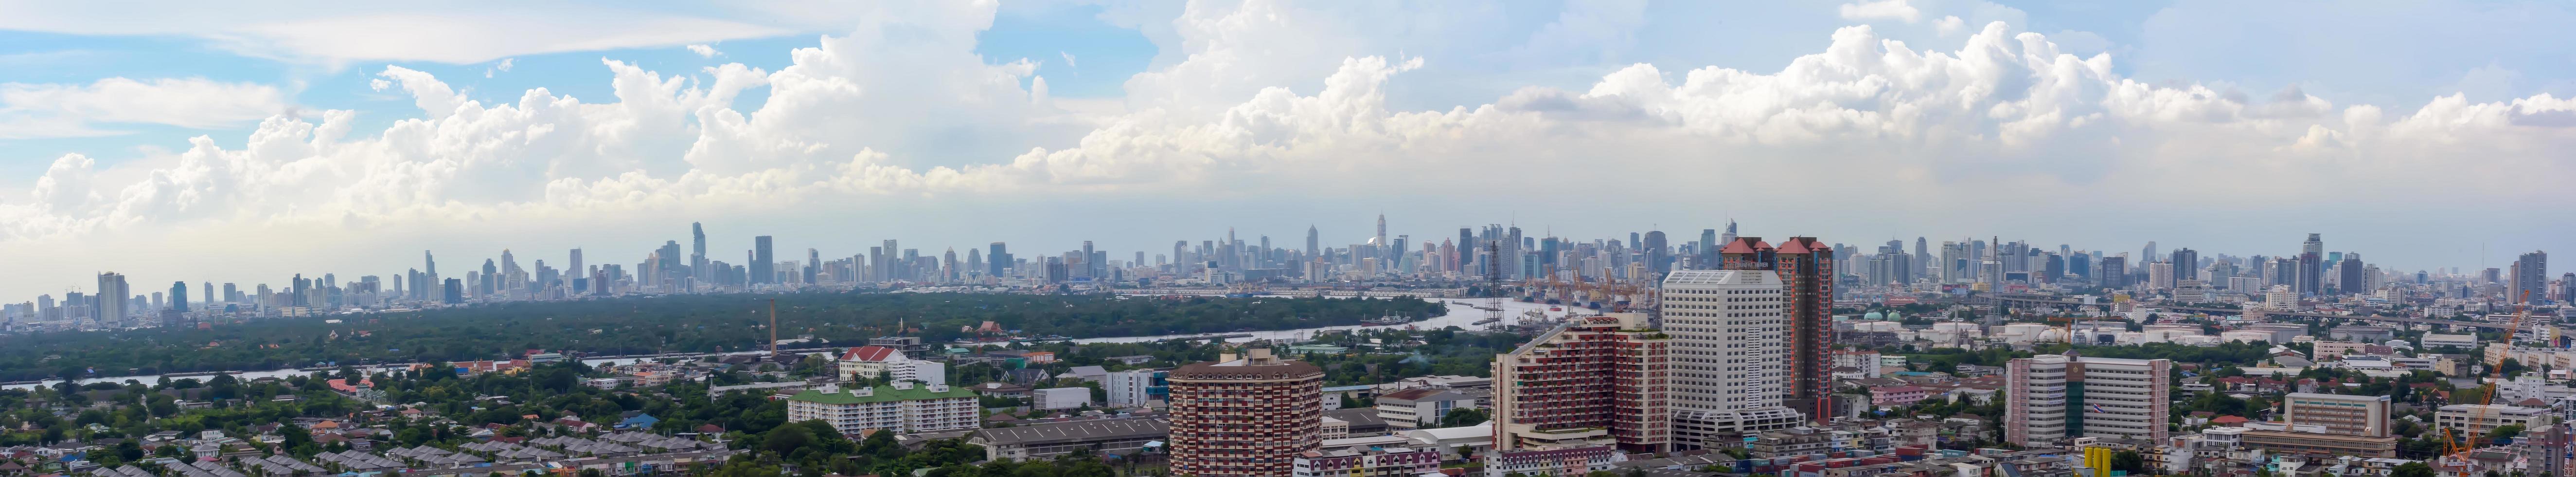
[2282,393,2390,437]
[1168,349,1325,477]
[1492,312,1672,453]
[2004,354,2171,446]
[784,383,978,435]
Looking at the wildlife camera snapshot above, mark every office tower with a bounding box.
[202,282,214,306]
[1695,229,1719,270]
[2283,393,2391,437]
[2140,241,2157,264]
[690,222,708,275]
[882,239,901,280]
[442,278,464,304]
[1719,237,1833,422]
[2098,256,2128,288]
[2511,251,2547,304]
[2004,354,2170,446]
[2069,252,2091,281]
[806,248,821,283]
[989,242,1011,277]
[1307,225,1321,255]
[751,236,775,284]
[1167,349,1323,477]
[1643,231,1670,274]
[1375,214,1387,251]
[168,281,189,312]
[95,272,129,325]
[2338,254,2365,295]
[2169,248,2198,283]
[1492,312,1671,453]
[1658,270,1802,446]
[2300,234,2324,294]
[1082,240,1097,278]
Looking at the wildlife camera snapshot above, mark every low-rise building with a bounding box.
[1376,388,1478,429]
[2238,428,2399,458]
[784,383,978,435]
[970,419,1168,461]
[1031,387,1091,410]
[1292,443,1440,477]
[2436,404,2553,437]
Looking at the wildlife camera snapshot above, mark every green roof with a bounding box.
[787,385,978,404]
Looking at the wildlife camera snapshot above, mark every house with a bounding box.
[971,382,1032,398]
[836,346,904,381]
[1059,366,1109,383]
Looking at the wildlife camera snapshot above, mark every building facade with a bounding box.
[1658,270,1803,447]
[783,383,978,435]
[1168,349,1325,477]
[1719,237,1834,422]
[2282,393,2390,437]
[2003,355,2171,446]
[1492,312,1672,453]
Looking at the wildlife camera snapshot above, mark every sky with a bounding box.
[1,0,2573,299]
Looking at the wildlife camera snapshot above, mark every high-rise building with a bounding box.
[1167,349,1323,477]
[2004,354,2170,446]
[2169,248,2198,283]
[2511,251,2547,304]
[2339,254,2365,295]
[1719,237,1833,423]
[691,222,708,276]
[1643,231,1670,275]
[1493,312,1672,453]
[751,236,775,284]
[2097,256,2128,288]
[2283,392,2391,438]
[94,272,130,326]
[168,281,189,312]
[1658,271,1802,447]
[1307,225,1321,256]
[988,242,1011,278]
[2300,234,2324,294]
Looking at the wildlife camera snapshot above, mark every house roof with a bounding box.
[841,346,898,362]
[788,385,976,405]
[1379,388,1468,402]
[973,419,1168,446]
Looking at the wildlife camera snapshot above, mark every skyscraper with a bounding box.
[2169,248,2199,283]
[1719,237,1833,422]
[2511,251,2547,304]
[95,272,129,326]
[168,281,189,312]
[752,236,775,284]
[1659,270,1802,447]
[988,242,1011,277]
[691,222,709,276]
[2300,234,2324,294]
[1306,225,1320,256]
[1643,230,1670,274]
[2339,254,2365,295]
[1167,349,1323,477]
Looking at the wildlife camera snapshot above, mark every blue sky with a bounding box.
[0,0,2571,298]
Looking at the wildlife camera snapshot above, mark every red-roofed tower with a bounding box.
[1722,236,1835,423]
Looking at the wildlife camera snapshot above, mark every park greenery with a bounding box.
[0,292,1443,382]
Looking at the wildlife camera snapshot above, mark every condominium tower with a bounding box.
[1656,270,1802,447]
[1167,349,1324,477]
[2003,354,2172,446]
[1492,312,1672,453]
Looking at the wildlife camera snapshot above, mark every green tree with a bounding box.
[1439,408,1490,428]
[2393,461,2436,477]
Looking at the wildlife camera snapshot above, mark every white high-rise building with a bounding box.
[1657,270,1802,449]
[95,272,130,327]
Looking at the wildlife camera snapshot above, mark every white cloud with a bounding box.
[689,44,721,58]
[0,77,289,138]
[1059,51,1076,68]
[484,57,514,77]
[1840,0,1923,23]
[1935,16,1966,36]
[0,5,813,66]
[3,4,2574,297]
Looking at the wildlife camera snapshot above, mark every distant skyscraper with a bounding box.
[1375,214,1387,249]
[989,242,1011,277]
[2170,248,2199,283]
[2300,234,2324,294]
[2339,254,2365,295]
[691,222,708,276]
[168,281,188,312]
[2141,241,2157,264]
[1306,225,1320,255]
[752,236,775,284]
[95,272,130,325]
[1643,230,1670,274]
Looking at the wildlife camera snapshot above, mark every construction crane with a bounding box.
[2447,291,2533,458]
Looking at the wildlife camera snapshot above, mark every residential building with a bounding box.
[2238,428,2399,458]
[1719,237,1835,422]
[783,383,977,435]
[1291,443,1440,477]
[1480,446,1626,477]
[1492,312,1673,453]
[1168,349,1325,477]
[1376,388,1478,429]
[2283,393,2391,437]
[2003,354,2171,446]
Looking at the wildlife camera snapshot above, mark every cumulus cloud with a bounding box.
[485,57,513,77]
[3,4,2573,296]
[1840,0,1923,23]
[688,44,721,58]
[0,77,290,137]
[0,6,807,65]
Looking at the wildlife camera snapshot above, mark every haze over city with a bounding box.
[2,1,2572,299]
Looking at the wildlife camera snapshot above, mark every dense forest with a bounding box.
[0,292,1443,382]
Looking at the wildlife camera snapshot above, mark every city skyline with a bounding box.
[4,1,2575,299]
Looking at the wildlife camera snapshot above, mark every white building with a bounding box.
[785,383,978,435]
[1658,270,1803,448]
[2419,333,2477,349]
[2434,404,2551,437]
[1103,369,1166,406]
[1032,387,1092,410]
[2004,354,2171,446]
